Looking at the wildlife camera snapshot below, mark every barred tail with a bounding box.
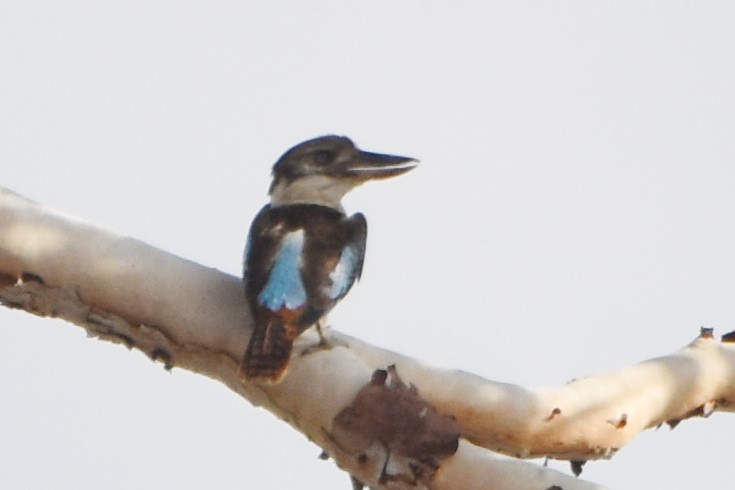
[241,319,293,382]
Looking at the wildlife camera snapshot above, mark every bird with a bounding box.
[240,135,417,382]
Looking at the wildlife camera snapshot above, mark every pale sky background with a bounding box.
[2,2,735,488]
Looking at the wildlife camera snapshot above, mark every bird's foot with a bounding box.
[300,331,349,357]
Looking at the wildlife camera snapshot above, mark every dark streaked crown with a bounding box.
[271,135,357,182]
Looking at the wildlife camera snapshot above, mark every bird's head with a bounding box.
[268,135,417,210]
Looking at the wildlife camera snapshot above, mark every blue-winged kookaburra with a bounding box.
[240,135,417,381]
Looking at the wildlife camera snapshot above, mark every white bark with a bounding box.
[2,186,734,489]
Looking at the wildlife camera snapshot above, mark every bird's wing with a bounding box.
[257,229,307,311]
[244,205,308,314]
[326,213,367,301]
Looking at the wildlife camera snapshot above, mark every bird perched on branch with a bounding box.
[240,135,417,382]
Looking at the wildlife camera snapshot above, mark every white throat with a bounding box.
[269,175,359,212]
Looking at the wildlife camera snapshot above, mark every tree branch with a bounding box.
[2,186,733,489]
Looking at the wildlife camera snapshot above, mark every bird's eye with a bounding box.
[313,150,334,166]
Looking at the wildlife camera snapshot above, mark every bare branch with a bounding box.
[3,186,734,489]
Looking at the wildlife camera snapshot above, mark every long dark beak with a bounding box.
[346,150,418,180]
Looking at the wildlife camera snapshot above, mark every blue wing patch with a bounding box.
[258,230,307,311]
[327,243,361,300]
